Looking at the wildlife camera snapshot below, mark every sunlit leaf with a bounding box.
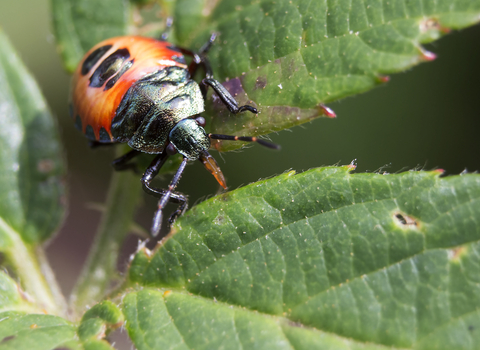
[124,166,480,349]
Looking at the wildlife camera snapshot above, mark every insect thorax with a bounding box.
[111,66,204,154]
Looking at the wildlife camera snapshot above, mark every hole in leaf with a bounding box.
[214,214,225,225]
[448,246,466,261]
[394,212,419,228]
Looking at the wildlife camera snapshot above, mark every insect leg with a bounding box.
[175,34,216,80]
[89,140,116,149]
[112,149,141,172]
[141,153,187,203]
[151,157,188,237]
[208,134,280,150]
[202,78,258,114]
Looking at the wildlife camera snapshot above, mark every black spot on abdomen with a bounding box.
[81,45,112,75]
[85,125,96,140]
[104,59,134,91]
[89,48,131,88]
[74,115,83,131]
[99,127,111,141]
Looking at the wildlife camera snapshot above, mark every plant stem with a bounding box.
[70,152,142,318]
[0,218,65,317]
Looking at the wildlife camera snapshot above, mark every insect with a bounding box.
[70,33,279,237]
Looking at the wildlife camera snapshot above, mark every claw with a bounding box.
[151,208,163,237]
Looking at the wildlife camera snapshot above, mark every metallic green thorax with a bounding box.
[111,66,204,154]
[169,119,210,159]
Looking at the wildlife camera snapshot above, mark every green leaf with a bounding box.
[0,29,66,316]
[178,0,480,150]
[124,166,480,349]
[0,29,66,245]
[51,0,130,72]
[0,272,37,314]
[0,299,123,350]
[78,301,124,341]
[0,312,81,350]
[122,288,398,350]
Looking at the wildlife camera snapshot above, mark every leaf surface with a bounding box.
[0,312,80,350]
[0,272,37,314]
[51,0,130,72]
[124,166,480,349]
[0,295,122,350]
[0,29,66,246]
[187,0,480,150]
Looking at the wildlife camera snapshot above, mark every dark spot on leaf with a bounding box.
[219,192,232,201]
[254,76,267,90]
[286,58,297,76]
[274,58,281,64]
[1,336,15,343]
[288,321,303,327]
[214,215,225,225]
[53,347,73,350]
[394,212,418,228]
[221,78,246,98]
[469,325,474,331]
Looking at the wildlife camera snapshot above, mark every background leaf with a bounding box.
[51,0,130,73]
[123,166,480,349]
[0,29,66,246]
[0,312,80,350]
[0,272,37,314]
[0,29,66,316]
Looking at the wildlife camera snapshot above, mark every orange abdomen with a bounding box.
[71,36,187,141]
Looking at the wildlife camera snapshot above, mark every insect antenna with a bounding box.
[208,134,280,150]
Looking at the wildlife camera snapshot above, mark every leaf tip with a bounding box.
[376,75,390,83]
[135,239,153,257]
[347,159,357,171]
[317,104,336,118]
[420,49,437,61]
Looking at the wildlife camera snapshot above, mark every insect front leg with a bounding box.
[112,149,141,172]
[201,78,258,114]
[141,153,189,237]
[151,158,188,237]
